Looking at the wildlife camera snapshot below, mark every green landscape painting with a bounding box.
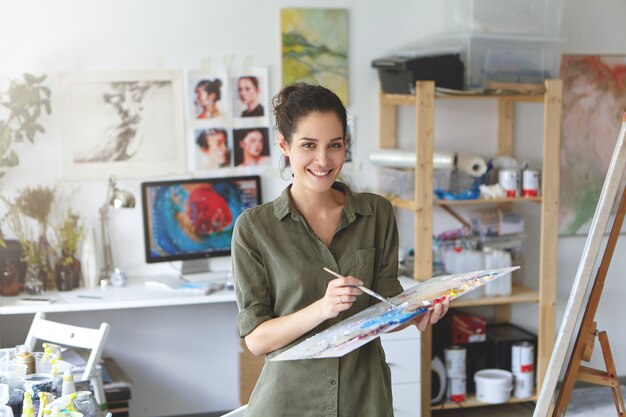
[281,8,349,105]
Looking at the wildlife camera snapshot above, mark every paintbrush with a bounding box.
[323,267,397,308]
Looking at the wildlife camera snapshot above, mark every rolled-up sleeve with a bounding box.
[232,210,274,337]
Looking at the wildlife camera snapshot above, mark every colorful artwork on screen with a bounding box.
[272,267,518,361]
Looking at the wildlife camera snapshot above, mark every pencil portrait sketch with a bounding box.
[60,71,186,180]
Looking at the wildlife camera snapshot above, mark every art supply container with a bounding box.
[21,374,54,398]
[512,341,535,398]
[13,347,35,376]
[498,168,520,197]
[0,363,27,390]
[445,345,466,402]
[474,369,513,404]
[522,169,541,197]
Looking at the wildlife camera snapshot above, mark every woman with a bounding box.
[194,79,222,119]
[235,128,270,167]
[233,83,448,416]
[237,76,264,117]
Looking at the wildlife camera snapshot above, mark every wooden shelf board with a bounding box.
[452,284,539,307]
[436,196,542,205]
[433,394,538,411]
[381,92,544,106]
[386,195,542,210]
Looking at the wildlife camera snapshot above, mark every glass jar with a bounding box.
[0,260,20,296]
[73,391,104,417]
[23,264,45,295]
[55,262,74,292]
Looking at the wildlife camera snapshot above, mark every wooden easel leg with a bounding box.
[598,331,626,416]
[552,183,626,417]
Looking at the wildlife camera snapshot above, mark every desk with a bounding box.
[0,274,241,417]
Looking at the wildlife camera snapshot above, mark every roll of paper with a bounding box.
[369,149,456,170]
[456,154,488,177]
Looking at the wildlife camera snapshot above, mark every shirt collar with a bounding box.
[272,182,374,221]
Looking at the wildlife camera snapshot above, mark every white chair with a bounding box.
[24,312,111,405]
[221,404,247,417]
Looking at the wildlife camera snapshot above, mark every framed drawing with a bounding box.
[281,8,349,105]
[559,55,626,235]
[59,70,186,180]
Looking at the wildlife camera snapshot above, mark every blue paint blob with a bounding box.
[361,306,429,329]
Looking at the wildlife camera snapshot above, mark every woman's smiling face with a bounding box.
[280,111,346,193]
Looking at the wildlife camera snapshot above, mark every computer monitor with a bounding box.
[141,175,262,275]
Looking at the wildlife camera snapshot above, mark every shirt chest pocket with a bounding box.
[351,248,376,307]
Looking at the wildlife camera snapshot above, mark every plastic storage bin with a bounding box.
[444,0,565,37]
[378,167,415,200]
[439,33,563,90]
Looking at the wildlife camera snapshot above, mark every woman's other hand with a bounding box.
[319,276,363,319]
[413,296,450,332]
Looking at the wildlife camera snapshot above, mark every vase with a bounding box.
[55,257,80,292]
[24,264,45,295]
[80,226,99,289]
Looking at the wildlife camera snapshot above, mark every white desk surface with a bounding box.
[0,273,236,315]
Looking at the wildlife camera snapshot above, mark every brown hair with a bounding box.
[272,83,347,143]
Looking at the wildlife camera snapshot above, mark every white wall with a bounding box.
[1,0,626,414]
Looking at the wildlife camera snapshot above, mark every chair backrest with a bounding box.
[24,312,111,382]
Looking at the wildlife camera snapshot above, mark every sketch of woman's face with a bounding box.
[240,130,264,157]
[195,86,213,106]
[238,78,259,106]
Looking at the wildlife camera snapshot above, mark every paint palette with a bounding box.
[271,267,519,361]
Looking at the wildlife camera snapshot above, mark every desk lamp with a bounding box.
[99,175,135,284]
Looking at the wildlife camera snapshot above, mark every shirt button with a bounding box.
[330,380,337,385]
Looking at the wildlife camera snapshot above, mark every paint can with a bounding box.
[511,341,534,374]
[522,169,541,197]
[444,345,466,402]
[513,372,534,398]
[512,341,535,398]
[498,169,520,197]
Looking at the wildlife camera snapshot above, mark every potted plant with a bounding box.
[3,186,56,291]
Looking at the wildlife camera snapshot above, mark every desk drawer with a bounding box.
[381,335,421,384]
[392,382,421,417]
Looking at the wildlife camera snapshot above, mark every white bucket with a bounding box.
[474,369,513,404]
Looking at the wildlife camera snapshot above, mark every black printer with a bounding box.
[372,53,465,94]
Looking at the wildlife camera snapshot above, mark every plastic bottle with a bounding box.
[0,383,14,417]
[61,369,76,397]
[20,392,34,417]
[46,393,77,413]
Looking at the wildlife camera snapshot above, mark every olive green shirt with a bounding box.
[233,182,403,417]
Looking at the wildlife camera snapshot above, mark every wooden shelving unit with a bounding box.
[378,80,562,417]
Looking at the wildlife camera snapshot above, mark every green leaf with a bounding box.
[14,131,23,142]
[34,123,44,133]
[23,73,36,83]
[34,74,47,84]
[42,99,51,114]
[25,126,35,142]
[41,86,51,97]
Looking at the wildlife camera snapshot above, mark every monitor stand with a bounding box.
[180,258,232,284]
[181,258,211,276]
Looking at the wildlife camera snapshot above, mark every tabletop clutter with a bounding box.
[0,343,106,417]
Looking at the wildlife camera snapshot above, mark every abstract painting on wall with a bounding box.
[559,55,626,235]
[59,70,186,180]
[280,8,349,105]
[272,267,518,361]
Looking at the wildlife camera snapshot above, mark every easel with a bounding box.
[552,159,626,416]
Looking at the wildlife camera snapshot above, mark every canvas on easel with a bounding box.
[534,114,626,416]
